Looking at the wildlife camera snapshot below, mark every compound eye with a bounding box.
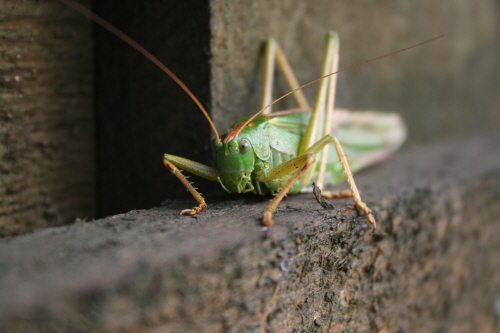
[239,140,250,154]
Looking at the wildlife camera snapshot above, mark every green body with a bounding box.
[162,31,406,228]
[215,110,405,196]
[59,0,412,226]
[216,115,302,195]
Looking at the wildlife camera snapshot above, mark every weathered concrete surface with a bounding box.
[0,134,499,332]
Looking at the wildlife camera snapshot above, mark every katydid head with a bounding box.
[215,135,255,193]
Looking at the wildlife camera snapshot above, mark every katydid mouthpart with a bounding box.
[61,0,443,228]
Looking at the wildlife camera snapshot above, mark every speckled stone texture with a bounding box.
[1,134,499,332]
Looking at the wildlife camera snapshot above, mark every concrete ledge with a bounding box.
[1,134,499,332]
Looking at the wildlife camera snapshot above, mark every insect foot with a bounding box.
[355,202,377,229]
[262,212,274,226]
[180,204,208,216]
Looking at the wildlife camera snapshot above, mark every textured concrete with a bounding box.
[1,134,499,332]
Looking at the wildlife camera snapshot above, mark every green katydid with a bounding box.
[61,0,442,228]
[163,33,442,228]
[164,32,388,228]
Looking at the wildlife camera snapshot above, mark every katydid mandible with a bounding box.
[61,0,443,228]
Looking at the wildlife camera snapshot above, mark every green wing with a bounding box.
[324,109,407,185]
[267,109,406,186]
[271,109,407,185]
[265,122,301,156]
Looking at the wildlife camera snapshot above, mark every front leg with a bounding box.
[262,154,316,226]
[163,154,219,216]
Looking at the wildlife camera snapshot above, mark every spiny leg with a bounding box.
[163,154,219,216]
[331,136,376,228]
[298,31,338,189]
[298,31,338,156]
[260,38,276,113]
[316,32,340,188]
[296,32,375,228]
[274,42,310,110]
[262,154,316,226]
[300,134,377,228]
[260,140,338,226]
[261,38,310,113]
[262,32,375,228]
[163,159,207,215]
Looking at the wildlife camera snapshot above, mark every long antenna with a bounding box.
[224,34,444,142]
[60,0,221,143]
